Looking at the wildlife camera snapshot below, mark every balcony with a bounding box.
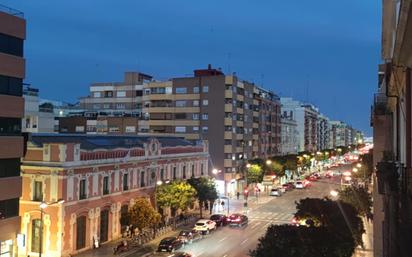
[225,90,233,98]
[373,92,391,115]
[224,104,233,112]
[376,161,400,194]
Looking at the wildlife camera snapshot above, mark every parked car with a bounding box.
[228,213,248,227]
[270,188,282,196]
[193,219,216,233]
[282,183,294,191]
[295,181,304,189]
[178,229,202,244]
[157,237,183,252]
[210,214,228,226]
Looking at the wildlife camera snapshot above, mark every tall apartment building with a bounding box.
[280,112,298,155]
[280,98,319,152]
[79,71,152,117]
[140,65,281,194]
[317,114,330,150]
[329,121,347,148]
[0,5,25,257]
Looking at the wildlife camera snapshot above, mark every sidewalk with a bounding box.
[353,217,373,257]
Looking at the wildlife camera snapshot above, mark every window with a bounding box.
[173,167,177,180]
[202,100,208,106]
[33,181,43,201]
[104,91,113,98]
[165,87,173,94]
[0,118,21,135]
[76,216,86,250]
[31,219,42,253]
[191,165,195,177]
[93,92,101,98]
[0,32,23,56]
[93,104,100,110]
[125,126,136,133]
[140,171,145,187]
[160,169,164,181]
[123,173,129,191]
[79,179,87,200]
[117,91,126,97]
[202,126,208,132]
[75,126,85,133]
[175,100,186,107]
[175,126,186,133]
[0,198,18,219]
[193,126,199,131]
[116,103,125,109]
[103,176,109,195]
[193,87,199,93]
[0,158,20,178]
[103,104,110,109]
[202,86,209,93]
[200,163,204,175]
[0,75,23,96]
[0,240,13,257]
[224,140,232,145]
[136,90,143,96]
[193,100,199,107]
[201,113,208,120]
[175,113,187,119]
[176,87,187,94]
[182,166,186,179]
[192,113,199,120]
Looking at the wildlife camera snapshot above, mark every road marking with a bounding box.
[251,222,261,229]
[241,239,249,245]
[218,236,228,243]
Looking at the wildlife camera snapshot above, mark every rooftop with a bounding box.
[29,133,201,150]
[0,4,24,18]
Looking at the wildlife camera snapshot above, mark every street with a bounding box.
[133,167,348,257]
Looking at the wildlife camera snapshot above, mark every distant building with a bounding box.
[0,5,25,257]
[329,121,347,148]
[23,87,54,133]
[280,112,298,155]
[317,114,330,150]
[20,134,208,256]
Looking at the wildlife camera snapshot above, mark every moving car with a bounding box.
[228,213,248,227]
[295,181,304,189]
[270,188,282,196]
[210,214,228,226]
[193,219,216,233]
[178,230,201,244]
[157,237,183,252]
[282,183,294,191]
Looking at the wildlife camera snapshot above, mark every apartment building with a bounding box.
[19,134,208,256]
[0,5,25,257]
[280,112,298,155]
[79,71,151,117]
[23,87,54,133]
[280,98,319,152]
[317,114,330,150]
[59,115,139,134]
[139,65,281,195]
[329,121,347,148]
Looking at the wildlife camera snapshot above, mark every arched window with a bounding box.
[76,216,86,250]
[182,166,186,179]
[31,219,42,253]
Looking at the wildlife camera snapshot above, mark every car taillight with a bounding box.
[235,218,241,222]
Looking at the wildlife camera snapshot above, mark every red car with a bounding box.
[282,183,294,191]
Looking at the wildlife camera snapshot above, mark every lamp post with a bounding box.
[38,199,64,257]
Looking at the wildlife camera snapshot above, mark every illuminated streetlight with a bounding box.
[330,190,339,197]
[344,176,352,181]
[212,168,219,174]
[156,180,163,186]
[343,171,351,177]
[246,163,251,168]
[352,168,358,173]
[316,151,322,155]
[266,160,272,165]
[356,163,362,168]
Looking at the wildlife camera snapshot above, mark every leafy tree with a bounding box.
[354,152,373,182]
[268,161,285,177]
[250,224,355,257]
[156,180,197,226]
[294,198,365,248]
[246,164,264,185]
[128,198,161,232]
[283,157,297,172]
[187,177,218,218]
[338,186,372,217]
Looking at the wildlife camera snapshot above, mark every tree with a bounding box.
[187,177,218,218]
[294,198,365,248]
[338,186,372,217]
[268,161,285,177]
[249,224,355,257]
[156,180,197,226]
[354,152,373,182]
[246,164,264,185]
[283,156,297,172]
[128,198,161,232]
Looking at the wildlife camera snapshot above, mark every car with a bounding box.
[157,237,183,252]
[305,175,317,182]
[193,219,216,233]
[210,214,228,226]
[282,183,294,191]
[295,181,304,189]
[228,213,248,227]
[278,186,286,193]
[151,252,192,257]
[270,188,282,196]
[178,230,202,244]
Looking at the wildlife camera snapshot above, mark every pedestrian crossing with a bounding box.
[248,211,294,223]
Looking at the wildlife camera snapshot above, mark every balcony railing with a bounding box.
[373,92,390,115]
[0,4,24,18]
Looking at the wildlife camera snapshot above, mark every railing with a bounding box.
[373,92,390,115]
[0,4,24,18]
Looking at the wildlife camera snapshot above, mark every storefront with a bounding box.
[0,239,14,257]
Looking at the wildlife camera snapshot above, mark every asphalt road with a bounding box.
[180,173,345,257]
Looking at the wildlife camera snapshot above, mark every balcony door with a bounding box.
[100,209,109,242]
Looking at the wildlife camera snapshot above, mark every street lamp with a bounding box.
[330,190,339,197]
[352,167,358,173]
[356,163,362,168]
[38,199,64,257]
[266,160,272,165]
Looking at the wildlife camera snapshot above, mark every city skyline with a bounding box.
[1,0,380,135]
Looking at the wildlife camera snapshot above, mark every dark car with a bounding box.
[228,214,248,227]
[282,183,294,191]
[157,237,183,252]
[178,229,202,244]
[210,214,228,226]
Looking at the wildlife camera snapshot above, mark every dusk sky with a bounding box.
[3,0,380,135]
